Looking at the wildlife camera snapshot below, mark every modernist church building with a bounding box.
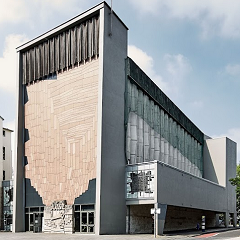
[14,2,237,235]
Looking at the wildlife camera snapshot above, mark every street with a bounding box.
[194,229,240,239]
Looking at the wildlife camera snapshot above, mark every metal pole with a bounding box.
[154,211,156,238]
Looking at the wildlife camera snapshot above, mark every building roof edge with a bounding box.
[16,1,128,52]
[3,127,14,132]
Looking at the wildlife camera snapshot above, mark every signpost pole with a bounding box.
[151,208,161,238]
[202,216,205,232]
[154,211,156,238]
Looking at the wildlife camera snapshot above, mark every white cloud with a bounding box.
[164,54,192,79]
[163,53,192,95]
[0,1,28,25]
[225,64,240,76]
[29,0,84,23]
[129,0,240,39]
[190,100,204,109]
[0,34,29,93]
[128,45,168,92]
[0,0,84,26]
[128,46,192,97]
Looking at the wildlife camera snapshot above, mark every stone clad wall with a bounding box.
[25,59,99,206]
[128,205,153,234]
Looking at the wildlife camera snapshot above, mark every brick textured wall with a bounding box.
[25,59,99,206]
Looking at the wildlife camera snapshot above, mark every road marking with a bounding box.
[195,233,219,238]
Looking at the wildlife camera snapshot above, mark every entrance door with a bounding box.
[81,211,94,233]
[33,213,42,232]
[25,207,44,232]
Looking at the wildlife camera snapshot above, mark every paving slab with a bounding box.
[0,232,193,240]
[0,228,238,240]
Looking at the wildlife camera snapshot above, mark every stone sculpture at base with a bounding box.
[44,200,73,234]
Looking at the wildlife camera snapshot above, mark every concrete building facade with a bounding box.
[0,117,13,182]
[14,2,237,235]
[0,116,13,230]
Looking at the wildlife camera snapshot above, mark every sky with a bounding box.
[0,0,239,163]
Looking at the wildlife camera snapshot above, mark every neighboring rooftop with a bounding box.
[3,127,14,132]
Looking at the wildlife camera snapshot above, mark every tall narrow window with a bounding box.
[3,130,5,136]
[3,170,5,180]
[3,147,5,160]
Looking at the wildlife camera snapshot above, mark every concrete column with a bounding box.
[224,212,229,228]
[215,214,220,227]
[13,51,25,232]
[155,203,167,235]
[232,213,237,227]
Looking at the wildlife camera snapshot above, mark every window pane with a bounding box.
[25,214,29,231]
[74,205,80,211]
[88,226,94,232]
[30,214,33,224]
[30,207,39,212]
[81,212,87,224]
[74,212,80,232]
[88,212,94,224]
[81,205,94,211]
[81,225,87,232]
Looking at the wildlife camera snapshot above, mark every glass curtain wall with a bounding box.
[125,80,203,177]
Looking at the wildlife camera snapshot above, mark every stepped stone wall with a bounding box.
[25,59,99,205]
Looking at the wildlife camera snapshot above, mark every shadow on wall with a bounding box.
[164,206,218,232]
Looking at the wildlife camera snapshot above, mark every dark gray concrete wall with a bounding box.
[157,162,227,212]
[226,138,237,216]
[96,5,128,235]
[25,179,43,207]
[74,179,96,205]
[13,52,25,232]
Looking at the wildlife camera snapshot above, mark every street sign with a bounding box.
[156,208,161,214]
[151,208,155,214]
[151,208,161,214]
[151,208,161,238]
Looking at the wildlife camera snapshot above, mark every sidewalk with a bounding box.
[0,228,238,240]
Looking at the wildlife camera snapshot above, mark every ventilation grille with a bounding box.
[22,15,99,84]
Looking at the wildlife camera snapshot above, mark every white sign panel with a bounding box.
[151,208,155,214]
[156,208,161,214]
[151,208,161,214]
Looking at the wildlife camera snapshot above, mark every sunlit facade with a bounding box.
[14,2,237,235]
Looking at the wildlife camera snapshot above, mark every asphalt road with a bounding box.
[195,229,240,239]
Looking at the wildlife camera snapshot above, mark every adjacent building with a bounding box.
[14,2,237,235]
[0,116,13,231]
